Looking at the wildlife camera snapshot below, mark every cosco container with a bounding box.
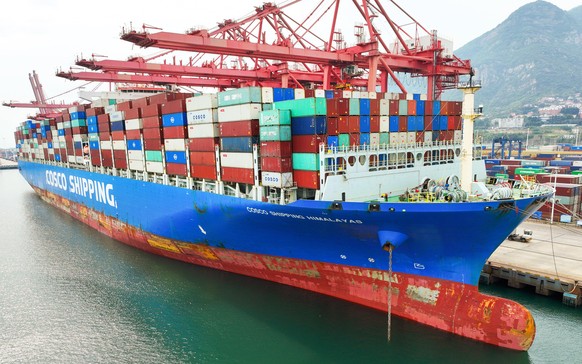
[165,151,187,164]
[187,109,218,124]
[261,171,293,188]
[162,112,187,127]
[188,123,220,138]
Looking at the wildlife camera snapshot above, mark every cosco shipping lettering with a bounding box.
[12,1,555,352]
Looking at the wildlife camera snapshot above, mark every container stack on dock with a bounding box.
[15,87,465,195]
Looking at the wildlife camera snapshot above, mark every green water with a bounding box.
[1,169,580,363]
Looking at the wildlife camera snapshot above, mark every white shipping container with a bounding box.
[105,105,117,113]
[261,87,274,103]
[57,122,64,130]
[370,133,380,146]
[360,91,369,99]
[187,109,218,124]
[573,161,582,167]
[314,89,326,98]
[109,111,125,122]
[390,132,399,145]
[48,149,54,155]
[186,94,218,111]
[407,132,415,144]
[67,155,76,163]
[164,138,186,151]
[112,140,126,150]
[188,123,220,138]
[424,131,433,143]
[146,161,164,174]
[379,116,389,132]
[101,140,113,149]
[294,88,305,99]
[58,135,66,142]
[75,156,85,164]
[454,130,462,141]
[220,152,254,169]
[406,93,414,100]
[68,105,80,113]
[125,118,143,130]
[73,134,84,142]
[51,130,59,137]
[261,171,293,188]
[342,91,352,98]
[63,121,71,128]
[351,91,361,99]
[59,141,66,148]
[91,99,107,108]
[368,91,378,99]
[420,94,428,101]
[129,159,145,171]
[379,100,389,116]
[218,103,262,123]
[128,150,144,161]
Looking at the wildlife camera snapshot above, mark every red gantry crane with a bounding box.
[57,0,473,100]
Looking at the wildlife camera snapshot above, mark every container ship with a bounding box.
[11,1,555,351]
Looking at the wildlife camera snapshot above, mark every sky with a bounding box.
[1,0,581,149]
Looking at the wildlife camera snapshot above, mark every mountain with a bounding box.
[455,1,582,116]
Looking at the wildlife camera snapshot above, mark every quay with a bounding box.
[0,158,18,170]
[481,219,582,307]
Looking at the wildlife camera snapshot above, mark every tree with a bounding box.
[524,116,543,127]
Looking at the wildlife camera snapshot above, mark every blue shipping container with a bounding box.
[416,100,425,116]
[389,116,399,132]
[416,116,424,132]
[57,129,65,136]
[325,90,334,99]
[359,116,371,133]
[433,101,441,115]
[74,141,83,149]
[165,151,187,164]
[220,136,259,153]
[47,142,53,148]
[87,115,98,125]
[291,116,327,135]
[407,116,416,132]
[327,135,339,148]
[360,133,370,145]
[439,115,448,131]
[359,99,370,115]
[110,121,125,132]
[88,124,99,134]
[162,112,187,127]
[284,88,295,101]
[412,93,421,101]
[89,141,100,150]
[127,139,142,151]
[55,154,61,162]
[70,111,86,120]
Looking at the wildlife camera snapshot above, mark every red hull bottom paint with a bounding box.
[37,187,535,351]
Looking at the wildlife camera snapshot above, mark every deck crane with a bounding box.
[57,0,473,99]
[3,71,78,119]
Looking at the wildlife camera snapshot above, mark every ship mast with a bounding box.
[458,78,482,193]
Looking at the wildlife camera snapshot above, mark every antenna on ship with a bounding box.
[457,73,483,194]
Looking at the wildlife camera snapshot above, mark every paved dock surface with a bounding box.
[483,219,582,302]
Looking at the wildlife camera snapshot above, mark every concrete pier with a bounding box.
[0,158,18,170]
[481,219,582,306]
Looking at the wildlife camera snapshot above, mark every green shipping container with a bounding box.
[218,87,262,107]
[515,168,544,175]
[260,125,292,141]
[259,109,291,126]
[338,134,350,147]
[572,170,582,175]
[71,119,87,127]
[379,132,389,145]
[398,100,408,115]
[88,134,99,141]
[348,98,360,116]
[292,153,320,171]
[273,97,327,117]
[145,150,163,162]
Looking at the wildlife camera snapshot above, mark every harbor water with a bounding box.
[1,169,580,363]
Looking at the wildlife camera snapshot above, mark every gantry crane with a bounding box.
[57,0,473,99]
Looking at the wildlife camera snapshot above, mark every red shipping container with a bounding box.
[425,101,433,116]
[349,133,359,146]
[370,116,380,133]
[86,107,105,117]
[99,131,111,140]
[348,116,359,133]
[260,141,292,157]
[416,132,425,143]
[453,115,462,130]
[304,90,315,98]
[161,99,187,114]
[407,100,416,116]
[326,99,339,117]
[74,149,83,156]
[337,116,350,134]
[132,97,149,109]
[398,116,407,132]
[143,115,162,128]
[424,116,434,131]
[326,117,338,136]
[440,101,451,116]
[126,129,142,140]
[369,99,380,115]
[447,116,455,131]
[293,170,320,189]
[221,167,254,184]
[111,130,125,140]
[452,101,462,115]
[142,103,162,118]
[163,125,188,139]
[261,157,292,172]
[292,135,326,153]
[142,127,163,140]
[538,175,581,185]
[113,150,127,159]
[191,164,217,180]
[337,98,350,115]
[144,138,163,151]
[114,158,128,169]
[72,126,88,135]
[189,151,216,165]
[62,112,71,122]
[389,100,399,116]
[124,107,142,120]
[219,120,259,137]
[91,156,101,166]
[116,100,133,112]
[166,162,189,176]
[98,122,111,133]
[189,137,219,152]
[97,113,110,124]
